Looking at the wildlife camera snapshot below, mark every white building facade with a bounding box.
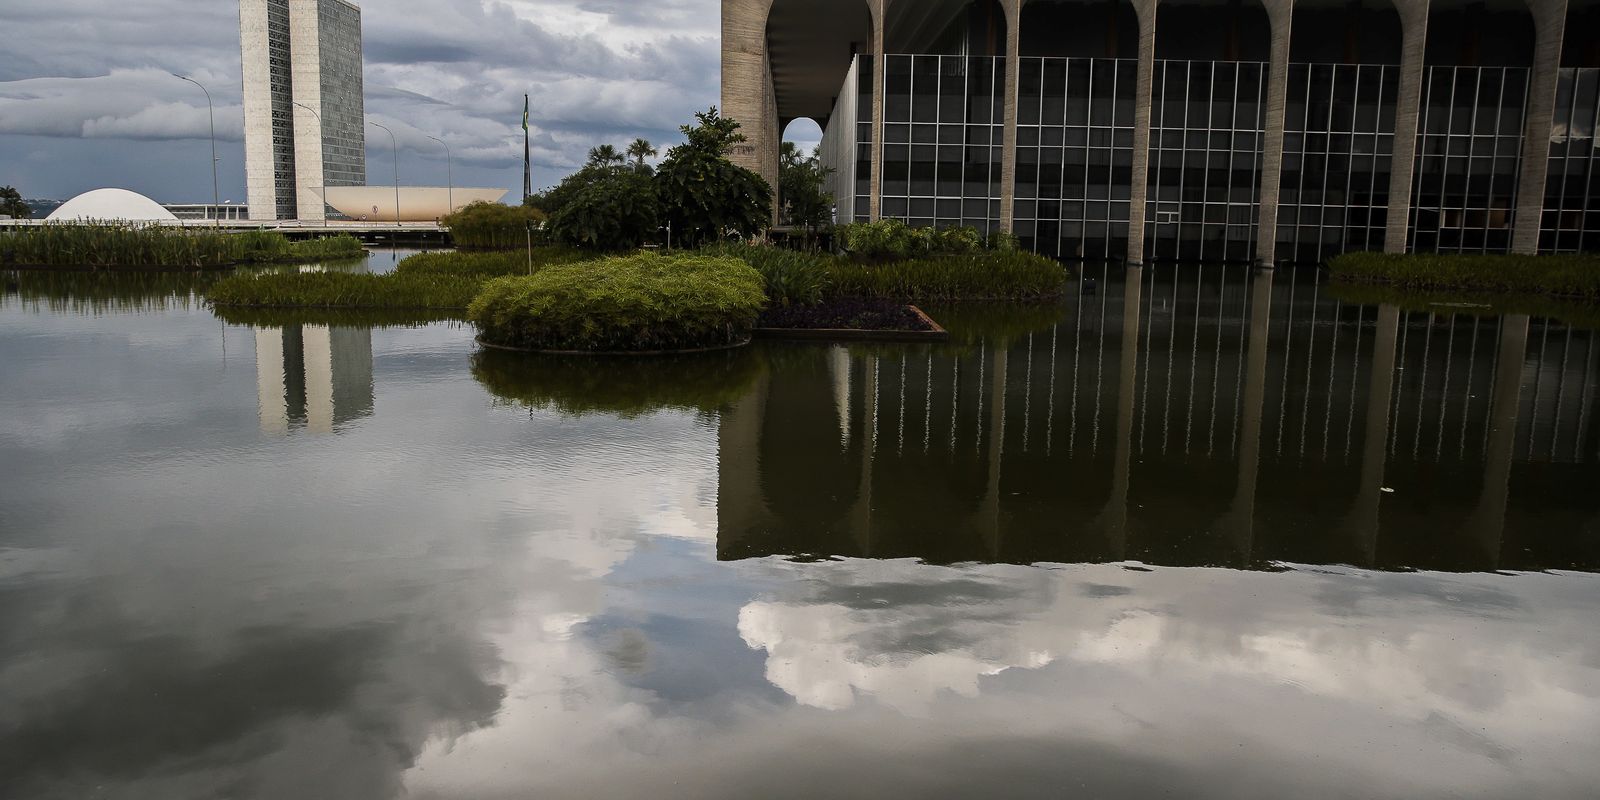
[241,0,366,221]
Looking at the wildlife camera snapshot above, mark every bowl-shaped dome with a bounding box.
[46,189,179,222]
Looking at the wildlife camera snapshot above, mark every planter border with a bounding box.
[475,335,753,357]
[753,304,949,343]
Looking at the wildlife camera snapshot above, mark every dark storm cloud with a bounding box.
[0,0,726,200]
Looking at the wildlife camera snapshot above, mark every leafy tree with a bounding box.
[778,142,834,242]
[0,185,31,219]
[626,138,658,174]
[654,107,773,248]
[546,167,659,251]
[586,144,625,168]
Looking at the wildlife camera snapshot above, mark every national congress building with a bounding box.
[724,0,1599,264]
[240,0,366,221]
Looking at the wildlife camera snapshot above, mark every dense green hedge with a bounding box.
[471,347,763,417]
[440,202,547,250]
[4,224,363,269]
[468,252,766,352]
[1327,252,1600,298]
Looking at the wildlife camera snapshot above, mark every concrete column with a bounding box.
[869,0,889,221]
[1346,305,1400,565]
[1383,0,1430,253]
[288,0,328,222]
[1222,268,1276,562]
[1099,266,1144,561]
[999,0,1024,234]
[240,0,277,221]
[981,344,1009,558]
[722,0,779,214]
[1510,0,1569,255]
[1255,0,1295,267]
[1467,315,1530,566]
[255,328,288,435]
[1126,0,1159,264]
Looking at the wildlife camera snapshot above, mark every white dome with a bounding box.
[46,188,179,223]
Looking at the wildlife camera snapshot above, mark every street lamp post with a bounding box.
[294,102,324,220]
[367,120,401,225]
[427,135,453,216]
[173,73,219,227]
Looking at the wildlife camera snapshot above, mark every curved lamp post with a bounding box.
[366,120,401,224]
[173,73,219,226]
[427,135,453,216]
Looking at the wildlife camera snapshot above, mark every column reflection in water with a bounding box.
[719,269,1600,573]
[253,324,374,435]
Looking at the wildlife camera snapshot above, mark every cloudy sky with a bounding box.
[0,1,823,203]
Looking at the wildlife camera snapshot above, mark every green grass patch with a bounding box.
[1327,252,1600,299]
[826,251,1067,302]
[3,224,364,269]
[709,242,1067,303]
[206,247,591,312]
[468,252,766,352]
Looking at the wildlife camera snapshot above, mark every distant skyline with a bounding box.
[0,1,824,203]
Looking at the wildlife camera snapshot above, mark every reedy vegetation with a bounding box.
[4,224,364,269]
[440,202,547,250]
[1328,252,1600,298]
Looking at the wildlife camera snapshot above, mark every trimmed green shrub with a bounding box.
[468,252,766,352]
[471,347,763,417]
[441,202,547,250]
[703,242,833,307]
[655,107,773,248]
[826,251,1067,301]
[1328,252,1600,298]
[5,223,362,269]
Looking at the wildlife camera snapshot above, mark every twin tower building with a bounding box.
[727,0,1600,264]
[240,0,365,221]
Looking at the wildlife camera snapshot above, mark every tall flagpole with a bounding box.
[522,94,531,202]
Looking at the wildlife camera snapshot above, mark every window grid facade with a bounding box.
[1015,57,1137,260]
[1541,68,1600,254]
[266,0,298,221]
[317,1,366,189]
[1146,60,1268,264]
[1278,64,1398,265]
[1408,66,1529,254]
[875,55,1005,233]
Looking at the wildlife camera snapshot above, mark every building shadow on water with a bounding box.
[718,265,1600,573]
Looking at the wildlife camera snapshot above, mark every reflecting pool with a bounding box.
[2,262,1598,799]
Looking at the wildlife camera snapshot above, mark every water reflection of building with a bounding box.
[255,325,373,434]
[719,268,1600,573]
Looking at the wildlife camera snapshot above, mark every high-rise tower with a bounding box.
[240,0,365,221]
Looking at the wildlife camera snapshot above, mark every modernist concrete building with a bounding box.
[725,0,1600,264]
[241,0,366,222]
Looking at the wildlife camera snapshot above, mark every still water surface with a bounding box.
[2,253,1598,798]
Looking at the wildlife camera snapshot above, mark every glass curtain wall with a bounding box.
[1015,58,1137,260]
[1542,68,1600,253]
[1278,64,1399,264]
[876,55,1005,232]
[1146,60,1268,263]
[1408,66,1529,253]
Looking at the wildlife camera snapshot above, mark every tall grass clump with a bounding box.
[826,251,1067,301]
[441,202,547,250]
[703,242,833,307]
[208,271,485,310]
[1328,252,1600,299]
[3,223,362,269]
[394,247,591,278]
[468,252,766,352]
[836,219,1014,261]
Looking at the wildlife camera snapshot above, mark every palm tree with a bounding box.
[626,138,658,172]
[586,144,625,168]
